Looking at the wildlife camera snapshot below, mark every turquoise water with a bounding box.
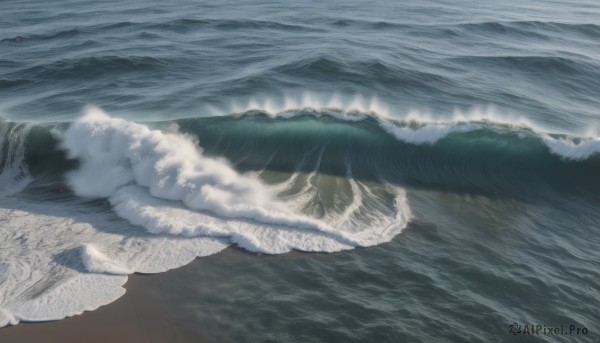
[1,0,599,342]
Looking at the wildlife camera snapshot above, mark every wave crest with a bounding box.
[60,107,408,245]
[219,95,600,160]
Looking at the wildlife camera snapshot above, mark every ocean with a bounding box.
[1,0,599,342]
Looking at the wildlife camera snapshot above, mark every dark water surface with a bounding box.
[1,0,599,342]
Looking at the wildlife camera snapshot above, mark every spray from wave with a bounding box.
[0,106,411,327]
[213,93,600,160]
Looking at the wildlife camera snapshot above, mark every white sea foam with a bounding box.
[110,185,359,253]
[60,107,411,246]
[0,198,229,327]
[228,92,390,118]
[60,107,362,241]
[81,244,132,275]
[377,120,479,144]
[541,135,600,161]
[0,107,411,327]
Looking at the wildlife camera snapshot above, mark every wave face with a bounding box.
[0,120,32,195]
[190,109,600,193]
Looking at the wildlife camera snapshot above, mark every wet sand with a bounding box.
[0,271,210,343]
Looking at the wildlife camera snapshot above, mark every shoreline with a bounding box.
[0,267,212,343]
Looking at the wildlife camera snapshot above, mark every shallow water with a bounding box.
[0,0,599,342]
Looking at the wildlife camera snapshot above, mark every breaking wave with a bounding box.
[0,104,598,327]
[0,106,415,327]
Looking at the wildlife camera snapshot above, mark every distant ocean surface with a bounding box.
[1,0,599,341]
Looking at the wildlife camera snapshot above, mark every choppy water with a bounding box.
[1,0,599,342]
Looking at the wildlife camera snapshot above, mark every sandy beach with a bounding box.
[0,267,212,343]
